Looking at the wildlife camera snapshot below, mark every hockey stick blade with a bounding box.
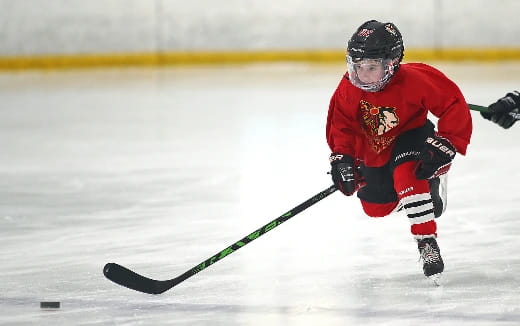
[103,185,337,295]
[103,263,178,294]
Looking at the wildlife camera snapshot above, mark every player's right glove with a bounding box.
[481,91,520,129]
[329,153,365,196]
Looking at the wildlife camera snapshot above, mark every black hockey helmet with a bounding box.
[346,20,404,92]
[347,20,404,63]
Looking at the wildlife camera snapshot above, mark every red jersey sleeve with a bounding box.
[413,64,473,155]
[326,78,359,157]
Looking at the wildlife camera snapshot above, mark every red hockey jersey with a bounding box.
[326,63,472,167]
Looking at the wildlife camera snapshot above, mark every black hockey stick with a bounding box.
[103,185,338,294]
[468,103,520,120]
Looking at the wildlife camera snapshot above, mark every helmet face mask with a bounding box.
[346,20,404,92]
[347,56,397,92]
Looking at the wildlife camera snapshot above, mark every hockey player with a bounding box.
[481,91,520,129]
[326,20,473,281]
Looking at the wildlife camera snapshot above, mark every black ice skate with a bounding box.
[428,174,447,218]
[417,237,444,283]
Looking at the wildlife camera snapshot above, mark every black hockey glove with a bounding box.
[329,153,365,196]
[481,91,520,129]
[415,135,456,180]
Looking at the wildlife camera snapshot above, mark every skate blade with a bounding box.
[428,273,442,286]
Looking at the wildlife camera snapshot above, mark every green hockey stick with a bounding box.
[104,185,338,294]
[469,103,520,121]
[468,103,489,112]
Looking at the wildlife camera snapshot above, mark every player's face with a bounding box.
[351,59,385,83]
[347,55,397,92]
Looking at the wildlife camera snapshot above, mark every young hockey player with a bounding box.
[481,91,520,129]
[326,20,473,281]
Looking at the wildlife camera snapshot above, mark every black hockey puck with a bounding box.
[40,301,60,309]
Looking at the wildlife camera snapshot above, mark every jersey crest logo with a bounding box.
[360,100,400,153]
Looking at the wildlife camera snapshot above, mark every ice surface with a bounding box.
[0,62,519,325]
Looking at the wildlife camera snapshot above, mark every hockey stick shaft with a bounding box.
[103,185,338,294]
[468,103,520,120]
[468,103,489,112]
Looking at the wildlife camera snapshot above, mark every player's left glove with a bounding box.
[415,134,456,180]
[481,91,520,129]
